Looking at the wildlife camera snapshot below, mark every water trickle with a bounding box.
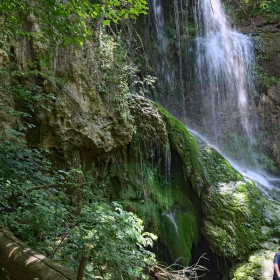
[174,0,186,119]
[162,212,178,234]
[193,0,256,155]
[164,149,171,183]
[147,0,173,89]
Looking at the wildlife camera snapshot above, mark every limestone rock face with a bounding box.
[237,14,280,171]
[258,81,280,166]
[0,49,15,138]
[128,95,169,146]
[41,45,133,155]
[10,33,135,167]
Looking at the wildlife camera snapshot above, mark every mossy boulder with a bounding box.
[191,133,280,278]
[203,179,265,259]
[231,249,275,280]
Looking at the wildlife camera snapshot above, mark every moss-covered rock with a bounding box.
[79,97,280,274]
[231,249,275,280]
[101,101,206,265]
[191,133,280,278]
[203,179,265,259]
[153,103,206,195]
[160,210,199,265]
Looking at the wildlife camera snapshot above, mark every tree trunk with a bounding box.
[0,226,79,280]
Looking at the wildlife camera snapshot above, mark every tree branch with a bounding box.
[148,254,208,280]
[76,256,89,280]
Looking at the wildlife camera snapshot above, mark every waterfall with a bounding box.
[174,0,186,120]
[147,0,174,91]
[143,0,278,180]
[193,0,257,167]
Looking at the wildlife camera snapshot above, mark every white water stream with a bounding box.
[146,0,280,197]
[162,212,178,234]
[192,0,280,197]
[148,0,174,89]
[194,0,256,144]
[189,128,280,201]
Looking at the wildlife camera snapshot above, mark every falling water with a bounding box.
[162,212,178,234]
[193,0,257,166]
[147,0,174,90]
[174,0,186,120]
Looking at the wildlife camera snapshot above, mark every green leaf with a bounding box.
[103,19,111,26]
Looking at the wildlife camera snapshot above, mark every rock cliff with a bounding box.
[234,7,280,173]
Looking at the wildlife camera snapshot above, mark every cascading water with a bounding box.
[142,0,280,192]
[143,0,192,117]
[174,0,186,119]
[191,0,280,197]
[193,0,257,167]
[162,212,178,234]
[147,0,174,91]
[133,1,279,278]
[145,0,258,169]
[192,0,280,193]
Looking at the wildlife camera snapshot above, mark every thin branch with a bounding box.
[108,24,117,39]
[120,20,146,59]
[149,254,209,280]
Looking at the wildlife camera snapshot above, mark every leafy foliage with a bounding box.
[0,139,51,184]
[0,0,148,48]
[243,0,280,15]
[55,201,157,279]
[0,1,157,278]
[0,137,157,279]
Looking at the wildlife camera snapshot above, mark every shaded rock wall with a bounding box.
[233,8,280,173]
[9,31,135,169]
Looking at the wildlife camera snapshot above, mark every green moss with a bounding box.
[195,136,242,183]
[90,98,280,270]
[82,95,280,276]
[190,129,280,262]
[231,249,276,279]
[118,154,202,265]
[153,102,206,195]
[203,178,268,260]
[125,103,206,264]
[160,210,199,265]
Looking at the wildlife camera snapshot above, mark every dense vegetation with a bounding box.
[0,1,160,279]
[0,148,157,279]
[0,0,148,48]
[244,0,280,15]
